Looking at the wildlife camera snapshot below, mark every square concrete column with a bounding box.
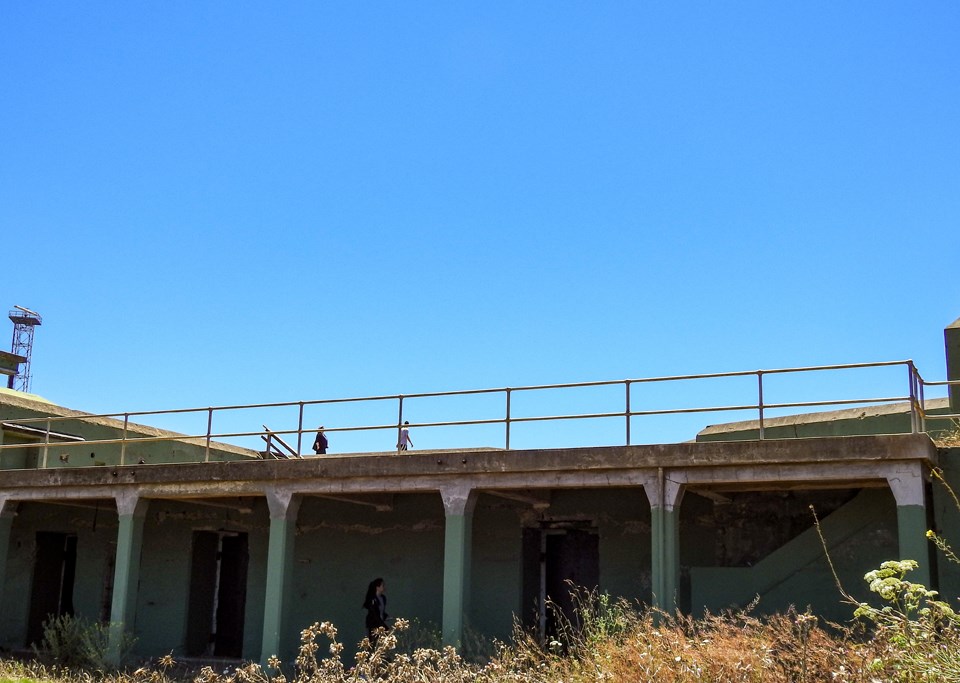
[0,498,15,599]
[260,488,301,667]
[643,472,684,614]
[108,492,149,665]
[946,316,960,414]
[888,465,932,588]
[440,485,477,647]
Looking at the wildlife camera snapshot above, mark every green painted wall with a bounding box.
[133,499,270,659]
[0,399,257,469]
[288,494,445,662]
[470,499,523,644]
[0,501,117,650]
[685,488,899,622]
[933,448,960,606]
[697,404,955,443]
[946,318,960,413]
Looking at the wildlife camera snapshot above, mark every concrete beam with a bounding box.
[309,493,394,511]
[2,448,939,506]
[0,434,938,496]
[485,489,551,510]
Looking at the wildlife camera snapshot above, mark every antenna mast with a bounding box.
[8,305,42,392]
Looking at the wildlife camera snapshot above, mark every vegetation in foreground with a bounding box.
[3,573,959,683]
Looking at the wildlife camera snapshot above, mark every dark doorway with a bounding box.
[521,525,599,642]
[185,531,248,658]
[26,532,78,646]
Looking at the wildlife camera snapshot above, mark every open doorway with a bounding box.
[26,532,78,646]
[185,531,249,658]
[522,524,599,643]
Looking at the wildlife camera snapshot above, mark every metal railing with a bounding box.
[911,366,960,434]
[0,359,956,468]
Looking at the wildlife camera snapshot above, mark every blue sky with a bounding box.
[1,2,958,451]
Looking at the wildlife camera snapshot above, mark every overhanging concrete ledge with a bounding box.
[0,434,938,503]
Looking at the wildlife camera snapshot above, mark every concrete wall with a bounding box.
[686,488,898,621]
[933,447,960,605]
[698,401,954,443]
[0,501,117,650]
[0,395,258,470]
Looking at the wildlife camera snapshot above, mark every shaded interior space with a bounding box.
[185,531,249,658]
[26,531,77,647]
[521,524,599,642]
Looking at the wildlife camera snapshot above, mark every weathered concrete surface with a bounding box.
[0,434,938,501]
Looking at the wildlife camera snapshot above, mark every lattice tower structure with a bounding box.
[8,307,42,392]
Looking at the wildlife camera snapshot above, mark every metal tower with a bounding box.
[8,305,42,392]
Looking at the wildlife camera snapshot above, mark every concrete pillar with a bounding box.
[644,471,684,614]
[946,317,960,414]
[888,464,932,588]
[0,497,15,599]
[260,487,301,666]
[440,485,477,647]
[107,492,149,665]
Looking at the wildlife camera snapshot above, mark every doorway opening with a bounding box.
[185,531,249,658]
[26,532,78,647]
[521,523,599,643]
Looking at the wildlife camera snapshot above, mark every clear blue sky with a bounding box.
[1,3,958,450]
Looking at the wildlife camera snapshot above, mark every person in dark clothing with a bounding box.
[362,577,389,644]
[312,426,328,455]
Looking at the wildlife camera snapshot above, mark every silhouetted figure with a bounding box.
[312,426,328,455]
[362,577,389,645]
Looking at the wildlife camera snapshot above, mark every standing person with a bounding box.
[397,421,413,452]
[362,577,389,644]
[312,426,328,455]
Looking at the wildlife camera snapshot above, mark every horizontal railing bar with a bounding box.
[918,412,960,421]
[756,360,909,376]
[915,378,960,387]
[626,404,758,418]
[509,411,626,424]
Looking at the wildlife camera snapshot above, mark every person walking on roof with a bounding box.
[312,426,328,455]
[397,421,413,452]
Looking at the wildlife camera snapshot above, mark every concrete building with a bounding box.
[1,318,958,666]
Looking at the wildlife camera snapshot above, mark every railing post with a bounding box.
[625,380,631,445]
[505,389,512,450]
[42,418,50,469]
[918,372,927,434]
[119,413,129,465]
[296,402,304,457]
[757,371,765,440]
[907,361,919,434]
[397,396,404,453]
[205,408,213,463]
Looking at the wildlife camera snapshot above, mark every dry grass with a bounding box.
[0,603,924,683]
[932,419,960,448]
